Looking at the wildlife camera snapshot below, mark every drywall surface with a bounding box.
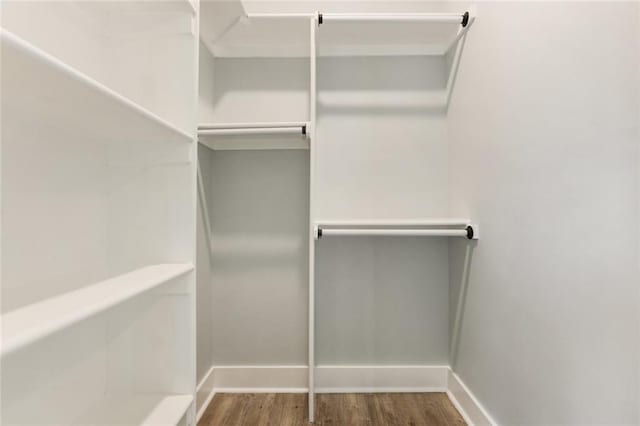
[207,57,309,123]
[199,56,310,366]
[198,42,217,123]
[196,147,214,383]
[208,150,310,365]
[316,237,449,364]
[196,44,216,383]
[315,55,451,364]
[448,2,640,424]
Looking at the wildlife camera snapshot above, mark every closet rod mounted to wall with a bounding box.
[198,122,308,137]
[318,11,470,26]
[316,227,475,239]
[314,219,478,240]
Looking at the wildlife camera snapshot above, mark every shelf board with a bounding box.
[319,16,462,57]
[205,13,464,58]
[198,122,309,150]
[1,263,194,357]
[142,395,194,426]
[1,29,193,148]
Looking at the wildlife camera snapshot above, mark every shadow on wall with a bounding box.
[449,239,476,369]
[210,57,310,114]
[318,55,449,115]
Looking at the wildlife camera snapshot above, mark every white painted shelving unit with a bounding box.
[1,1,199,425]
[196,5,476,423]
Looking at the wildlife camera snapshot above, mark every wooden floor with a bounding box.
[198,393,466,426]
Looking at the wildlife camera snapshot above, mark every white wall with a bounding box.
[196,43,216,384]
[315,55,452,364]
[208,149,310,365]
[200,55,310,366]
[448,2,640,424]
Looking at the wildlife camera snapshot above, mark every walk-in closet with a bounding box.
[1,1,639,425]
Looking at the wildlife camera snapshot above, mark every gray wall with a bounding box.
[448,2,640,424]
[208,149,309,365]
[315,55,451,364]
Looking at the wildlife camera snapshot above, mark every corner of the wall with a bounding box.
[446,368,497,426]
[196,365,217,422]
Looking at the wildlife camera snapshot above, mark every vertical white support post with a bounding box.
[189,1,201,420]
[308,12,318,424]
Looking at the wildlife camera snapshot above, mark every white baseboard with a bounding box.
[446,370,496,426]
[211,365,308,393]
[315,365,448,393]
[195,365,494,426]
[196,365,216,422]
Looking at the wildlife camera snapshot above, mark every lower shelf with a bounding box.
[142,395,194,426]
[1,263,194,356]
[73,394,193,426]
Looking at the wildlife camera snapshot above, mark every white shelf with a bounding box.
[320,14,466,56]
[1,263,194,357]
[198,122,309,150]
[73,394,193,426]
[1,29,193,148]
[204,12,469,58]
[142,395,194,426]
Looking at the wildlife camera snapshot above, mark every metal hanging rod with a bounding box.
[198,122,308,137]
[314,223,478,240]
[318,11,470,26]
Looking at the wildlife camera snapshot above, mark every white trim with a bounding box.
[196,365,494,426]
[316,365,448,393]
[308,13,318,423]
[196,365,216,422]
[446,370,496,426]
[212,366,309,393]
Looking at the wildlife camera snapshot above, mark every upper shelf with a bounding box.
[204,12,471,58]
[1,29,194,148]
[1,263,194,357]
[319,12,470,57]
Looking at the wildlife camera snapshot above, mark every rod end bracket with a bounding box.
[461,11,470,27]
[466,224,479,240]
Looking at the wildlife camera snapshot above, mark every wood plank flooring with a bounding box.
[198,393,466,426]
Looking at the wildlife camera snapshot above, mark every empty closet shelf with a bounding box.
[1,29,193,148]
[317,11,473,56]
[315,219,478,240]
[0,263,194,357]
[198,122,309,150]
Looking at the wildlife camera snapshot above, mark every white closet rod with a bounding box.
[198,122,308,137]
[315,223,478,240]
[318,228,471,237]
[199,127,306,137]
[319,12,468,24]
